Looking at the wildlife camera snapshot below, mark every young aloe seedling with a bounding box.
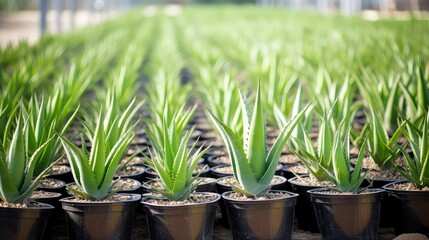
[145,120,209,201]
[0,113,56,204]
[365,107,405,170]
[318,120,369,194]
[60,109,137,201]
[396,113,429,189]
[287,110,333,181]
[208,81,309,197]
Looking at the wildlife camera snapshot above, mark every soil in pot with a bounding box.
[0,201,54,240]
[282,163,309,179]
[289,176,334,232]
[47,164,74,183]
[195,177,217,193]
[383,181,429,237]
[38,178,68,196]
[222,190,298,240]
[207,155,230,167]
[308,188,384,239]
[116,165,146,181]
[113,178,142,194]
[142,192,220,240]
[210,165,234,179]
[61,193,141,240]
[278,154,300,165]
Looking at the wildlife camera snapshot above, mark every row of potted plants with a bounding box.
[1,5,428,240]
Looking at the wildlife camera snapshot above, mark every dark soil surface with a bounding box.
[44,203,396,240]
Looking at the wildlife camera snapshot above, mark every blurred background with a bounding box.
[0,0,428,47]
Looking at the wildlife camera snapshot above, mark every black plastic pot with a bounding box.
[115,165,146,181]
[195,177,217,193]
[383,181,429,237]
[0,201,54,240]
[222,190,298,240]
[308,188,384,240]
[216,175,287,229]
[61,193,141,240]
[30,190,62,217]
[288,176,323,232]
[116,178,142,194]
[366,178,396,228]
[142,192,220,240]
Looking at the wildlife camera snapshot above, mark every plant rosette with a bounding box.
[288,175,334,232]
[308,188,384,239]
[222,190,298,240]
[0,201,54,240]
[383,181,429,237]
[141,192,220,240]
[61,193,141,240]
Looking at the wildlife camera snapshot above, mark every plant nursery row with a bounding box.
[0,5,428,240]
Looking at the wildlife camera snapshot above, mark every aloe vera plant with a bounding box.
[23,97,79,175]
[200,73,243,135]
[0,113,56,204]
[82,91,143,153]
[318,121,369,194]
[363,107,405,170]
[287,111,333,181]
[145,120,208,201]
[274,83,313,152]
[356,69,402,132]
[60,109,137,200]
[208,82,309,197]
[399,57,429,122]
[396,113,429,189]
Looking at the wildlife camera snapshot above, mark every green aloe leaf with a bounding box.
[7,115,25,190]
[247,81,266,180]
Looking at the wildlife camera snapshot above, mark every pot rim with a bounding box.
[288,175,334,188]
[60,193,142,204]
[216,175,287,187]
[38,178,67,189]
[141,192,221,207]
[30,191,62,199]
[115,165,145,177]
[383,180,429,194]
[222,190,298,202]
[308,187,385,197]
[0,201,54,210]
